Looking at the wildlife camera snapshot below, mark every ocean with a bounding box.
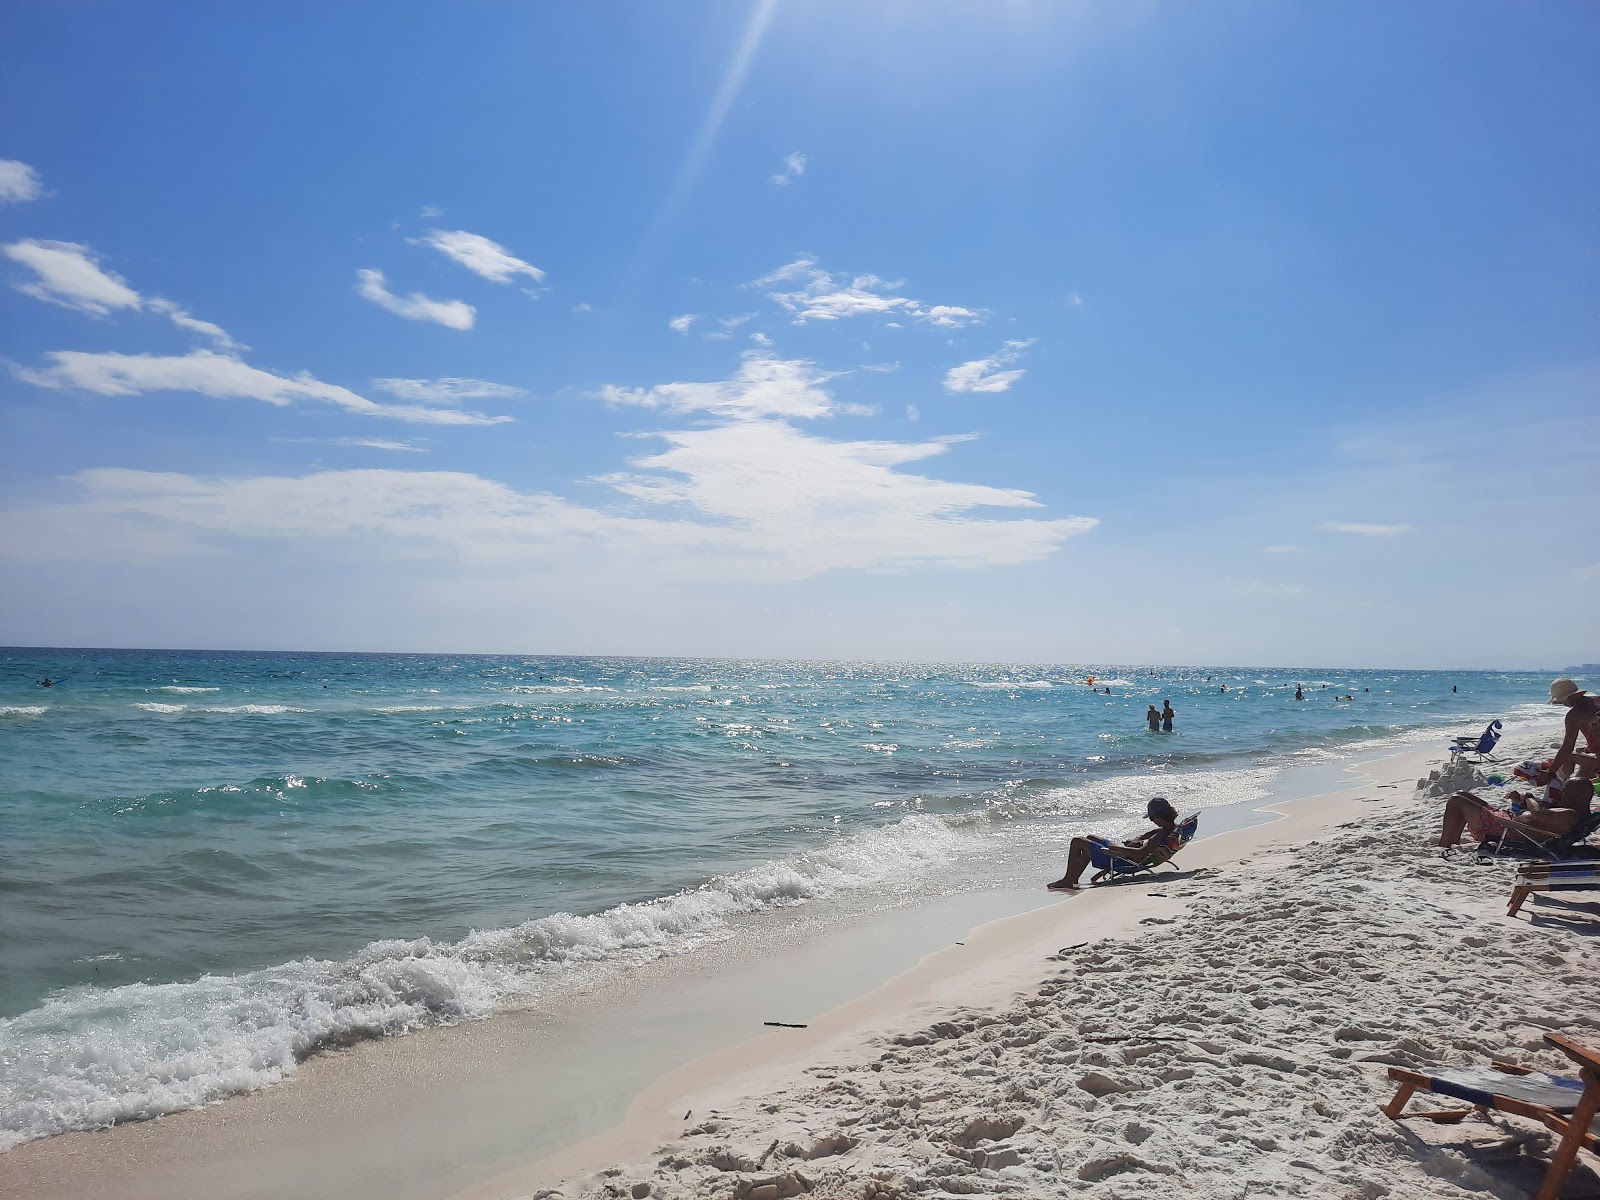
[0,649,1562,1149]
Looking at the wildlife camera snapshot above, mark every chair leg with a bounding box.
[1383,1082,1416,1120]
[1509,885,1531,917]
[1536,1085,1600,1200]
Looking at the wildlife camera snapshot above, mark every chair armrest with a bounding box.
[1545,1032,1600,1074]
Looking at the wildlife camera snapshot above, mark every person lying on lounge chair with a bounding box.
[1435,777,1596,848]
[1048,797,1179,891]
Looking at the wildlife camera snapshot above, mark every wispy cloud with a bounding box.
[10,451,1095,580]
[13,349,511,425]
[770,151,807,186]
[0,159,44,204]
[668,313,697,334]
[371,377,526,403]
[1321,521,1411,537]
[3,239,240,349]
[355,268,475,330]
[943,339,1036,394]
[755,256,983,328]
[1262,545,1303,554]
[277,436,428,453]
[413,230,544,285]
[601,353,855,421]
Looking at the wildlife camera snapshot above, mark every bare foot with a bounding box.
[1046,880,1079,891]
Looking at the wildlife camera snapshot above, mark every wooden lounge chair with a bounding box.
[1383,1032,1600,1200]
[1089,814,1199,885]
[1509,859,1600,917]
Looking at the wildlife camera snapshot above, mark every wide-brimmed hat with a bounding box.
[1549,678,1588,705]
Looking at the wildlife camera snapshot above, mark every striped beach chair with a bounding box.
[1508,859,1600,917]
[1383,1033,1600,1200]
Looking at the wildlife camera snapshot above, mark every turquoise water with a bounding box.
[0,649,1559,1147]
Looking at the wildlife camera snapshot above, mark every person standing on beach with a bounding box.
[1146,704,1161,732]
[1161,700,1175,732]
[1538,678,1600,785]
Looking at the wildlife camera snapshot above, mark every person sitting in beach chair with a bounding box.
[1435,777,1595,852]
[1047,797,1187,891]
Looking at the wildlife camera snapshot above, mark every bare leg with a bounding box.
[1437,792,1485,846]
[1048,838,1094,890]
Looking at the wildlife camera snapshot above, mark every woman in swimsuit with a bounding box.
[1539,679,1600,785]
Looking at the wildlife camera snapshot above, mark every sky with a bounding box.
[0,0,1595,667]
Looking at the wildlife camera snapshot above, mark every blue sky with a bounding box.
[0,1,1595,666]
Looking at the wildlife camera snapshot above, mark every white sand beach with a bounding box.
[5,736,1595,1200]
[459,736,1598,1200]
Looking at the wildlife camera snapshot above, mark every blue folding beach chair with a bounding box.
[1089,814,1200,885]
[1449,720,1503,762]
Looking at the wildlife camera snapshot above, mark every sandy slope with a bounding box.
[494,738,1598,1200]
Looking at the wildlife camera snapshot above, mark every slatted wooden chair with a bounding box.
[1509,860,1600,918]
[1383,1032,1600,1200]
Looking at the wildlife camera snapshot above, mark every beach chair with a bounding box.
[1508,859,1600,917]
[1478,810,1600,862]
[1089,814,1200,885]
[1383,1032,1600,1200]
[1449,719,1503,762]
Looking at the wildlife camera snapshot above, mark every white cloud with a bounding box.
[3,239,241,349]
[278,437,427,453]
[601,420,1095,575]
[770,151,807,186]
[418,205,443,219]
[944,339,1036,394]
[4,238,140,314]
[573,302,593,313]
[755,256,984,328]
[355,268,475,330]
[371,377,526,403]
[749,331,772,346]
[601,353,852,420]
[1321,521,1411,537]
[905,405,920,422]
[669,313,697,334]
[0,159,44,204]
[4,448,1094,580]
[13,349,512,426]
[414,229,544,284]
[343,439,427,453]
[1262,545,1303,553]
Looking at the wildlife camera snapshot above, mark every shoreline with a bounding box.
[453,745,1435,1200]
[0,737,1470,1200]
[465,733,1599,1200]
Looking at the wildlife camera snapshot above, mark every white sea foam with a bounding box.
[505,685,614,694]
[0,705,48,716]
[194,704,312,715]
[154,686,220,694]
[969,680,1052,689]
[0,811,960,1150]
[375,705,445,713]
[131,702,186,714]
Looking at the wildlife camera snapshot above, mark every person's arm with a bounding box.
[1538,711,1582,784]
